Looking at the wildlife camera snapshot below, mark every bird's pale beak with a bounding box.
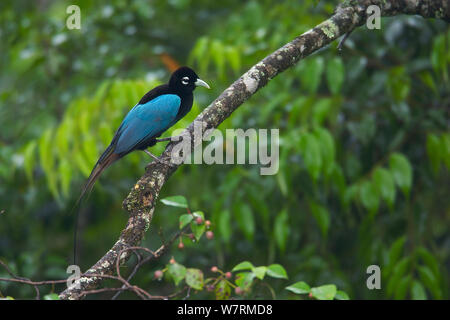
[195,78,210,89]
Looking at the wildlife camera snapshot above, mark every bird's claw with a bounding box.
[144,150,176,169]
[145,159,176,170]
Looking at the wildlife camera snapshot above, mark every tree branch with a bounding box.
[59,0,449,299]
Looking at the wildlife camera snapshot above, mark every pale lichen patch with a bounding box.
[320,20,339,38]
[242,72,258,94]
[79,277,95,284]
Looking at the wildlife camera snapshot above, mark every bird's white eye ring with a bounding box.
[181,76,189,85]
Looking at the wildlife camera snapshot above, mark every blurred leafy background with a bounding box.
[0,0,449,299]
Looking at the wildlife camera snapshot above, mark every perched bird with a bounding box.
[78,66,210,201]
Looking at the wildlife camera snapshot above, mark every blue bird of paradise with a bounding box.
[78,66,210,201]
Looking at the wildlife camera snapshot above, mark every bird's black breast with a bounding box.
[175,93,193,122]
[138,84,170,104]
[138,84,194,122]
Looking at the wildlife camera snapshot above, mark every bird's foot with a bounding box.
[338,30,354,52]
[144,150,176,168]
[155,135,182,143]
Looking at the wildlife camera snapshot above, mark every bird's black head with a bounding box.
[169,66,210,95]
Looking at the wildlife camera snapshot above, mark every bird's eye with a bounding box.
[181,76,189,85]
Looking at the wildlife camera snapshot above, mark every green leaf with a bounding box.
[167,262,186,286]
[331,164,346,202]
[190,220,206,241]
[395,275,411,300]
[23,141,37,182]
[235,204,255,241]
[48,172,60,201]
[416,247,440,279]
[93,80,112,103]
[386,236,406,277]
[276,168,288,196]
[192,211,205,220]
[309,201,330,237]
[441,133,450,169]
[185,268,204,290]
[335,290,350,300]
[313,127,335,176]
[273,209,289,252]
[418,266,441,299]
[161,195,188,208]
[387,66,410,102]
[252,266,267,280]
[286,281,310,295]
[343,184,358,209]
[299,132,322,181]
[372,167,396,209]
[179,214,193,229]
[211,40,225,77]
[190,37,210,74]
[74,152,91,177]
[359,180,379,214]
[411,280,427,300]
[39,128,57,196]
[82,136,98,168]
[387,257,411,297]
[426,134,441,174]
[326,57,345,95]
[232,261,254,272]
[218,210,231,243]
[312,98,333,125]
[98,121,113,146]
[215,279,231,300]
[419,71,437,93]
[44,293,60,300]
[235,272,255,290]
[389,153,413,197]
[311,284,337,300]
[431,34,448,79]
[59,159,72,198]
[299,57,325,94]
[226,46,241,73]
[266,264,288,279]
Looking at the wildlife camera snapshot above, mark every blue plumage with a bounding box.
[115,94,181,154]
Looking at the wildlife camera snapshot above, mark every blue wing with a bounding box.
[114,94,181,154]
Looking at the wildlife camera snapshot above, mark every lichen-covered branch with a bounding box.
[59,0,449,299]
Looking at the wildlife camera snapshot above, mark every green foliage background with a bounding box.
[0,0,449,299]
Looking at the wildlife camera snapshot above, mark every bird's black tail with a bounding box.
[71,145,120,264]
[76,145,120,206]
